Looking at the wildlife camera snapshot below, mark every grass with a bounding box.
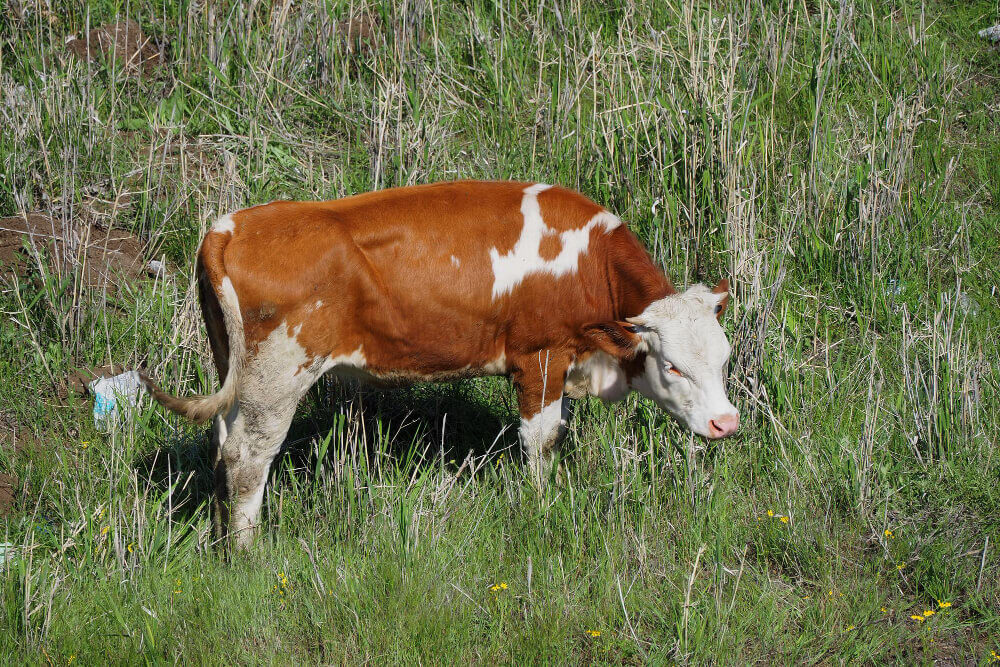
[1,0,999,662]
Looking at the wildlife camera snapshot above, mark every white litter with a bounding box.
[147,259,166,278]
[0,542,15,563]
[88,370,145,431]
[980,25,1000,43]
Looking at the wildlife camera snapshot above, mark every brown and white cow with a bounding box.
[144,180,739,546]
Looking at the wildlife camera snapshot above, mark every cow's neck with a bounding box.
[606,232,675,320]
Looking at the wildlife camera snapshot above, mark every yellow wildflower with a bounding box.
[845,625,855,631]
[500,582,508,590]
[100,525,109,537]
[884,529,893,538]
[880,607,887,613]
[896,563,905,570]
[910,614,924,622]
[127,543,133,553]
[780,516,789,524]
[587,630,601,638]
[923,609,935,617]
[938,600,952,608]
[767,510,774,517]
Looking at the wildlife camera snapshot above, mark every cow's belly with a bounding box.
[324,349,508,386]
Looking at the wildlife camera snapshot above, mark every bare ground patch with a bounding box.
[65,19,167,75]
[0,212,148,290]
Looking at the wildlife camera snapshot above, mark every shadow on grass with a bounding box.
[133,376,521,524]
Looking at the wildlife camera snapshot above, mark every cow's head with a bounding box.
[582,280,739,439]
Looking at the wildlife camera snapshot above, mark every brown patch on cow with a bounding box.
[0,213,146,290]
[537,185,605,232]
[538,233,562,260]
[620,351,649,385]
[0,473,18,516]
[712,278,730,318]
[66,19,165,74]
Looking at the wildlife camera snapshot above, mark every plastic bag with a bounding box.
[88,370,144,431]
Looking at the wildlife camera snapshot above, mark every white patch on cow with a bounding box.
[247,322,318,394]
[211,213,235,235]
[302,299,324,315]
[231,463,272,539]
[565,351,628,401]
[327,345,366,371]
[214,412,230,447]
[450,255,461,268]
[219,276,239,310]
[489,184,621,299]
[481,352,507,374]
[627,285,739,438]
[519,397,565,451]
[519,396,569,483]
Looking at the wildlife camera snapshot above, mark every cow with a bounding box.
[143,181,739,547]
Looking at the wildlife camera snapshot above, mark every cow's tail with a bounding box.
[141,218,245,423]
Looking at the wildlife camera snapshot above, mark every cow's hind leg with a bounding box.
[212,328,323,549]
[212,396,299,549]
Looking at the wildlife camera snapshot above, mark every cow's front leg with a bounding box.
[512,351,571,487]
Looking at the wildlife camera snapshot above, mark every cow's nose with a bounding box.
[708,413,740,438]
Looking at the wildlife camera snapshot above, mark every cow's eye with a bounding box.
[668,366,683,377]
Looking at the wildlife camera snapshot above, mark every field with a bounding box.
[1,0,999,663]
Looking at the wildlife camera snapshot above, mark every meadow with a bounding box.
[1,0,999,663]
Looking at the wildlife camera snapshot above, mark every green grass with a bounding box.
[1,0,999,663]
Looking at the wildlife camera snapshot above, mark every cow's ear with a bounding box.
[582,321,644,360]
[711,279,730,319]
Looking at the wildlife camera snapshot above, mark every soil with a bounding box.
[340,11,379,50]
[0,212,146,290]
[0,473,17,516]
[66,19,165,74]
